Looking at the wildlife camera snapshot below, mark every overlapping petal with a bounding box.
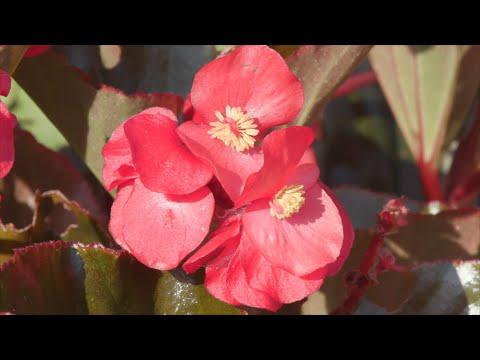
[109,178,214,271]
[242,183,353,277]
[124,108,213,195]
[102,119,137,191]
[190,45,304,132]
[236,126,316,207]
[203,232,281,312]
[183,215,241,274]
[177,121,264,201]
[240,232,326,304]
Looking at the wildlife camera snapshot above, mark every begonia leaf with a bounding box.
[287,45,373,125]
[0,241,243,315]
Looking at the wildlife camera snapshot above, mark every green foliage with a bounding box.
[0,242,242,315]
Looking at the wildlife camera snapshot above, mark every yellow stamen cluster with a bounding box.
[269,184,306,220]
[208,106,259,152]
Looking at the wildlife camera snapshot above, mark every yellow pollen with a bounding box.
[269,184,306,220]
[208,105,259,152]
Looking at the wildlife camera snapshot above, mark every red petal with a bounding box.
[102,107,194,192]
[0,70,11,97]
[24,45,51,58]
[236,126,316,207]
[190,45,304,132]
[108,181,135,253]
[177,121,263,201]
[0,102,16,179]
[182,94,203,124]
[109,178,214,270]
[183,215,241,274]
[320,185,355,277]
[241,232,326,304]
[226,240,282,312]
[243,183,353,277]
[124,108,213,195]
[204,232,282,312]
[102,119,137,191]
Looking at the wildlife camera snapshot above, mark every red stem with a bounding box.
[333,71,377,98]
[331,233,384,315]
[418,161,445,202]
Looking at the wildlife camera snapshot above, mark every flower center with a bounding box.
[269,184,306,220]
[208,105,259,152]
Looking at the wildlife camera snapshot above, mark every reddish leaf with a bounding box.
[385,209,480,265]
[446,105,480,206]
[1,129,110,231]
[0,241,87,314]
[287,45,373,125]
[369,45,480,174]
[0,241,242,314]
[0,46,28,74]
[13,51,183,183]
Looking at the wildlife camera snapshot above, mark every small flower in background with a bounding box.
[23,45,51,58]
[0,69,16,181]
[0,69,11,97]
[178,45,304,202]
[103,106,215,271]
[183,127,354,311]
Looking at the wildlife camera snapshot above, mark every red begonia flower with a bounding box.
[178,120,264,202]
[103,107,215,270]
[183,127,354,311]
[110,178,214,270]
[177,45,304,202]
[0,102,16,179]
[191,45,303,133]
[123,107,213,195]
[0,69,11,97]
[24,45,51,58]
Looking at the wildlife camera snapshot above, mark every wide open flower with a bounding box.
[0,101,16,180]
[103,106,215,270]
[183,126,354,311]
[177,45,304,202]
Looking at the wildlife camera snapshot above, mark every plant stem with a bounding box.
[331,233,383,315]
[418,161,445,202]
[333,71,377,98]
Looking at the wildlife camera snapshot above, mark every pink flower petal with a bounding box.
[177,121,263,202]
[240,232,326,304]
[226,241,282,312]
[236,126,316,207]
[24,45,51,58]
[242,183,353,277]
[0,70,12,97]
[109,178,214,271]
[102,120,137,192]
[124,107,213,195]
[102,106,190,192]
[108,181,135,253]
[183,215,241,274]
[0,102,16,179]
[183,94,203,124]
[204,232,282,312]
[191,45,303,132]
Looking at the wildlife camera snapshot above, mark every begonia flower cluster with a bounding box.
[102,45,354,311]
